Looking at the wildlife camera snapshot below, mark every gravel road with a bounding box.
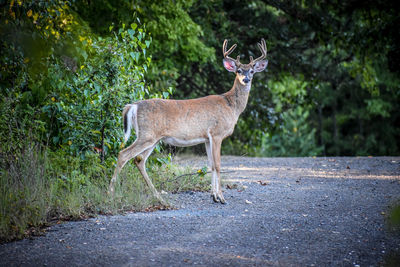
[1,156,400,266]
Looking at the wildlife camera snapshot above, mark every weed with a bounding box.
[0,142,208,242]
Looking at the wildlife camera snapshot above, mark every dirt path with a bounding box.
[1,156,400,266]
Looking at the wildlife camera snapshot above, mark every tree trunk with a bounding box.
[100,111,105,163]
[317,104,325,156]
[332,105,339,156]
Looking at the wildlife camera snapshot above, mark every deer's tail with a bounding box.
[123,104,137,143]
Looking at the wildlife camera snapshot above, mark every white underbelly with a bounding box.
[162,137,207,147]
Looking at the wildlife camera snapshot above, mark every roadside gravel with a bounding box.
[1,156,399,266]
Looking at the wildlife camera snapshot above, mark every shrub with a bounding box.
[258,106,323,157]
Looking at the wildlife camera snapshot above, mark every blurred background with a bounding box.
[1,0,399,159]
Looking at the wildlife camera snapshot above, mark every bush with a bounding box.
[258,106,323,157]
[43,23,153,159]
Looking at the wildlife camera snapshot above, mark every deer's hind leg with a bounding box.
[134,145,167,206]
[109,137,157,196]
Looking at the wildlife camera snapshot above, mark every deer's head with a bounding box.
[222,39,268,86]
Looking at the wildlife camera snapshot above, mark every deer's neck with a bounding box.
[223,77,251,117]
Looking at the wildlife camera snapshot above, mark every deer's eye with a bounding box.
[237,69,242,74]
[250,70,254,74]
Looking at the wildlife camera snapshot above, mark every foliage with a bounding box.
[43,23,152,159]
[257,76,322,157]
[1,0,156,159]
[73,0,216,94]
[259,106,322,157]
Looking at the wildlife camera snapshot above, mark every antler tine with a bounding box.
[223,39,238,62]
[251,38,267,64]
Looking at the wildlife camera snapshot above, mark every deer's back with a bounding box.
[134,96,237,140]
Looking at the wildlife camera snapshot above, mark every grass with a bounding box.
[0,143,210,243]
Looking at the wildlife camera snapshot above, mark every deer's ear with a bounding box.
[254,60,268,72]
[223,58,237,72]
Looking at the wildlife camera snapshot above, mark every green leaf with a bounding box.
[105,142,111,149]
[53,136,59,144]
[131,23,137,30]
[81,50,88,60]
[128,29,135,38]
[130,52,139,62]
[94,83,101,92]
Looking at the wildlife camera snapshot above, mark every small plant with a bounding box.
[154,164,211,194]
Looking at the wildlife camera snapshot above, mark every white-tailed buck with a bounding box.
[109,39,268,204]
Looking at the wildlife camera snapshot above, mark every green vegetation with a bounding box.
[1,0,399,241]
[0,140,209,242]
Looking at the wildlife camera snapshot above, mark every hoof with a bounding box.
[212,193,226,204]
[217,193,226,204]
[212,193,219,203]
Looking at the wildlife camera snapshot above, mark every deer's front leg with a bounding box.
[205,141,216,200]
[208,136,225,204]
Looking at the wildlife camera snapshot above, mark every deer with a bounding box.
[109,38,268,205]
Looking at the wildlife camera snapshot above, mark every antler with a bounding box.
[223,39,241,63]
[250,38,267,65]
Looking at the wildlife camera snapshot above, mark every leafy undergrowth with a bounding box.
[0,144,210,243]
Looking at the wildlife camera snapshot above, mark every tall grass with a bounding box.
[0,142,209,242]
[0,143,48,241]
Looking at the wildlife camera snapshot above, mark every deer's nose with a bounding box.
[243,77,250,83]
